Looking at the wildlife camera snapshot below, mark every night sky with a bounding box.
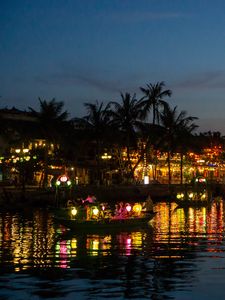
[1,0,225,133]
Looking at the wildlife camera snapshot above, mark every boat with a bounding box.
[53,200,155,232]
[175,188,211,208]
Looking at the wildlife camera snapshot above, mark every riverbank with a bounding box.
[0,182,224,210]
[0,184,170,209]
[72,184,171,203]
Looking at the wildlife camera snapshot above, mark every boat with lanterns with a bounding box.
[175,189,210,207]
[53,199,155,232]
[175,177,211,207]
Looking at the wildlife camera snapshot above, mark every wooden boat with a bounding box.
[53,201,155,232]
[54,215,154,231]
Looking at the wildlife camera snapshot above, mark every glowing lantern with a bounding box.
[201,193,206,200]
[176,193,181,199]
[144,176,149,184]
[56,175,72,187]
[59,175,68,182]
[125,204,132,212]
[133,203,142,214]
[71,207,78,216]
[92,207,99,216]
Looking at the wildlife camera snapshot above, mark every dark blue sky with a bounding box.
[1,0,225,133]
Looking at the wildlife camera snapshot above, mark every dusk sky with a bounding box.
[1,0,225,133]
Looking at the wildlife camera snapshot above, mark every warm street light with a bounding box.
[101,153,112,160]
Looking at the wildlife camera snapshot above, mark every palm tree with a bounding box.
[176,121,198,185]
[29,98,69,141]
[82,100,112,184]
[109,93,144,180]
[29,98,69,187]
[160,104,198,185]
[137,122,165,180]
[140,81,172,124]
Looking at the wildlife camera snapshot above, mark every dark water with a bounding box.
[1,200,225,299]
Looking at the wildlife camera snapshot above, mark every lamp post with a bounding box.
[55,174,72,207]
[14,148,30,198]
[101,153,112,185]
[101,153,112,160]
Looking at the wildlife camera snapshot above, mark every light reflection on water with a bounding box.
[0,200,225,299]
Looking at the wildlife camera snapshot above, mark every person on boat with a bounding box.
[83,194,97,204]
[74,197,83,206]
[99,203,112,219]
[66,199,75,208]
[143,195,154,214]
[114,202,127,219]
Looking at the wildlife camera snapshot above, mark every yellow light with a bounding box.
[92,207,99,216]
[71,238,77,249]
[176,193,181,199]
[176,193,184,199]
[133,203,142,213]
[71,207,77,216]
[144,175,149,184]
[189,193,194,198]
[101,153,112,159]
[15,149,21,153]
[201,193,206,200]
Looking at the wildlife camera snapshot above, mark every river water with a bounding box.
[0,199,225,300]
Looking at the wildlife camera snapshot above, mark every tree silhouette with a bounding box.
[160,104,198,185]
[140,81,172,125]
[29,98,69,187]
[109,93,144,180]
[82,100,112,184]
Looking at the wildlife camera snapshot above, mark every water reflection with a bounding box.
[0,199,225,299]
[55,229,151,262]
[0,210,55,272]
[0,201,224,263]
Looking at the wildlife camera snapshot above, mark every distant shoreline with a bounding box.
[0,182,224,210]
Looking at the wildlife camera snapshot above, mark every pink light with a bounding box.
[126,204,132,212]
[58,175,68,182]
